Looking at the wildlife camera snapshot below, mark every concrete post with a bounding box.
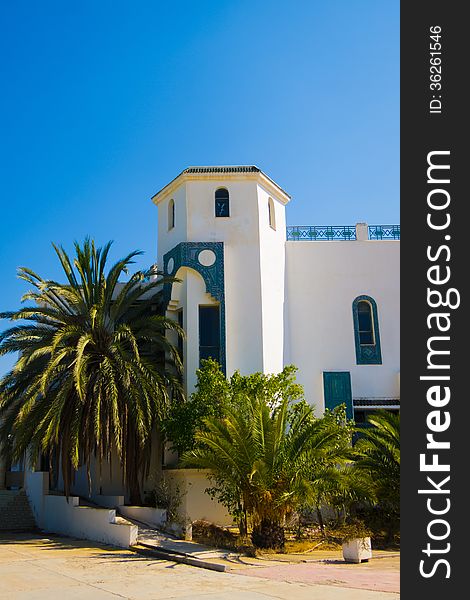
[356,222,369,241]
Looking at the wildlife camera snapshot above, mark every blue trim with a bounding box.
[163,242,226,374]
[352,295,382,365]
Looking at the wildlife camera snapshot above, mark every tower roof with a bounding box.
[151,165,291,205]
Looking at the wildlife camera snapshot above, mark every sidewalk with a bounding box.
[129,525,399,594]
[0,532,400,599]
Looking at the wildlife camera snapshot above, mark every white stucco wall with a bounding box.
[119,505,167,528]
[257,185,287,374]
[164,468,233,527]
[284,239,400,413]
[24,471,137,548]
[157,184,188,264]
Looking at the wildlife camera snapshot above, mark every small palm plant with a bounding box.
[353,410,400,539]
[184,390,352,550]
[0,239,183,504]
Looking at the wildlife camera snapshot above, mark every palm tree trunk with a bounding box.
[129,477,142,505]
[127,430,143,505]
[251,519,285,550]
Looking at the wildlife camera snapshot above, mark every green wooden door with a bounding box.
[323,371,353,420]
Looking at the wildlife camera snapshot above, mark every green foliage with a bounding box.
[145,478,183,523]
[305,406,369,525]
[0,238,183,503]
[163,360,304,456]
[353,410,400,537]
[181,362,355,549]
[353,410,400,506]
[163,359,228,455]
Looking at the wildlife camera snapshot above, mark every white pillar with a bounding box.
[356,222,369,241]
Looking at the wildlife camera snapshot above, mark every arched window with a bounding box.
[352,295,382,364]
[168,199,175,230]
[215,188,230,217]
[268,197,276,230]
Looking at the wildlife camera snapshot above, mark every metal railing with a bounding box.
[286,224,400,241]
[368,225,400,240]
[286,225,356,241]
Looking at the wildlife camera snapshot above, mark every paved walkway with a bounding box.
[136,524,228,559]
[0,533,399,599]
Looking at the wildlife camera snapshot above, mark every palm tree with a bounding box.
[353,410,400,538]
[184,394,352,549]
[0,239,183,504]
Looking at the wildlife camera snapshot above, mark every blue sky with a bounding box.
[0,0,399,374]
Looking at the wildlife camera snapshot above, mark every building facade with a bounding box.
[152,166,400,421]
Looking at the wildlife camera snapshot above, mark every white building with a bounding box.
[152,166,400,422]
[10,165,399,535]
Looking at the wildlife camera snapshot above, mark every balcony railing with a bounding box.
[286,225,356,241]
[286,224,400,241]
[368,225,400,240]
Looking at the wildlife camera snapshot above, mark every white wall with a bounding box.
[119,505,167,528]
[25,471,137,548]
[164,468,233,527]
[157,184,188,265]
[284,239,400,413]
[25,471,49,527]
[257,184,287,374]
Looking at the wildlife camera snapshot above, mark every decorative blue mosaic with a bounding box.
[163,242,226,374]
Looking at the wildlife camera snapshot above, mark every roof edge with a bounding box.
[151,166,291,205]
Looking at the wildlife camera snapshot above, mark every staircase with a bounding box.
[0,490,37,531]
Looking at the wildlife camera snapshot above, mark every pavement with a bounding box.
[0,532,400,599]
[136,524,228,559]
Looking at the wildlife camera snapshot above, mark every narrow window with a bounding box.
[199,305,220,364]
[357,301,374,345]
[215,188,230,217]
[352,295,382,365]
[268,197,276,230]
[168,199,175,230]
[177,310,184,363]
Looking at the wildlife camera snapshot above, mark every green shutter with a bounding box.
[323,372,353,420]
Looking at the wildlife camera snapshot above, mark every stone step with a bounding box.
[0,490,37,531]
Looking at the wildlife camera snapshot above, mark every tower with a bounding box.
[151,166,290,393]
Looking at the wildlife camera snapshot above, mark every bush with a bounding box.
[192,520,239,550]
[144,478,183,523]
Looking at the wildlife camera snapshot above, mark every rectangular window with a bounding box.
[177,310,184,362]
[358,303,374,345]
[199,305,220,364]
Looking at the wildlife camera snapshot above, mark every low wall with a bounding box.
[24,471,49,528]
[44,496,137,548]
[119,506,167,528]
[92,495,125,509]
[163,468,233,527]
[24,471,137,548]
